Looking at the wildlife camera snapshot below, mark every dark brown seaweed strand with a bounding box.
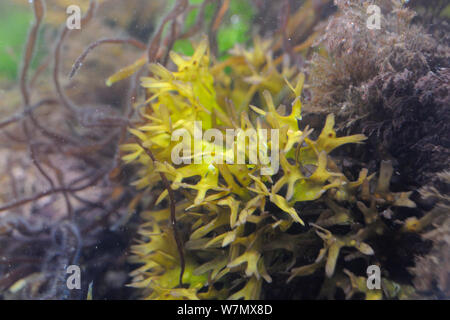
[113,74,140,170]
[0,166,109,213]
[81,190,130,235]
[280,0,293,58]
[53,0,98,114]
[6,160,20,199]
[29,143,56,190]
[19,0,59,205]
[179,0,212,39]
[147,0,188,63]
[71,193,107,210]
[51,160,75,220]
[212,0,229,32]
[11,100,79,149]
[30,54,52,89]
[1,129,27,144]
[22,118,47,192]
[162,20,179,66]
[19,0,45,107]
[208,0,222,57]
[135,139,185,287]
[69,38,147,79]
[0,98,58,130]
[80,0,97,26]
[53,27,77,113]
[26,109,80,146]
[0,257,42,265]
[126,72,140,119]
